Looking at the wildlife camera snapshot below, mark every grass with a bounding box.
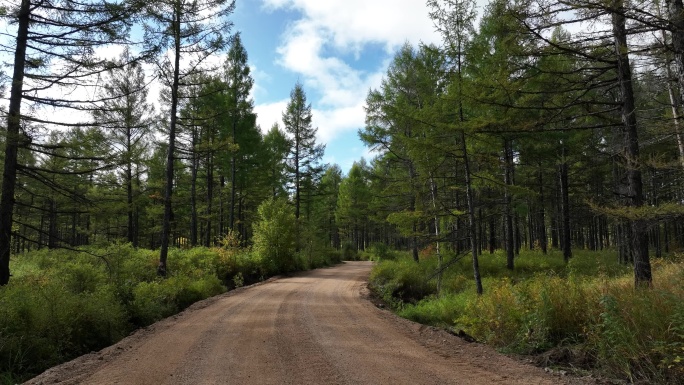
[369,248,684,384]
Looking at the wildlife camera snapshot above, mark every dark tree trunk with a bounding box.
[503,139,514,270]
[538,165,548,254]
[205,152,214,247]
[489,214,496,254]
[612,1,651,286]
[158,6,182,277]
[190,129,199,246]
[0,0,30,286]
[559,148,572,262]
[48,199,58,249]
[229,118,237,231]
[461,131,483,295]
[219,175,225,239]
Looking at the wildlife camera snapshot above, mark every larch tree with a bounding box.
[93,48,153,248]
[282,83,325,225]
[143,0,235,276]
[429,0,483,294]
[263,123,290,199]
[223,33,255,232]
[0,0,132,285]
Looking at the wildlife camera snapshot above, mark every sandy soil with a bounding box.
[25,261,588,384]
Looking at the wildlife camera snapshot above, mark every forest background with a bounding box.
[2,0,684,383]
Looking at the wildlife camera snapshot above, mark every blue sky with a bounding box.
[230,0,443,174]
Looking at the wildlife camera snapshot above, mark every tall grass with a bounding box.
[369,249,684,383]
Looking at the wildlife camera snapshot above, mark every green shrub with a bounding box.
[369,256,436,305]
[0,277,127,382]
[341,242,358,260]
[253,198,297,274]
[370,242,395,261]
[373,249,684,383]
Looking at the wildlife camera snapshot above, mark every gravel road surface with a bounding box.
[26,261,579,384]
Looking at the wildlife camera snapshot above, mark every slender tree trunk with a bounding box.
[559,147,572,262]
[613,1,651,286]
[462,131,483,295]
[133,168,141,248]
[229,116,237,231]
[664,57,684,170]
[669,0,684,100]
[126,155,134,245]
[158,6,182,277]
[48,199,57,249]
[428,172,442,295]
[538,164,548,254]
[294,128,301,253]
[408,161,419,262]
[219,175,225,237]
[190,128,199,246]
[489,213,496,254]
[205,152,213,247]
[0,0,30,285]
[503,139,514,270]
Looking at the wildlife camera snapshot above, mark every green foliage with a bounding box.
[129,275,224,325]
[370,256,436,305]
[371,250,684,383]
[369,242,396,261]
[341,242,358,261]
[0,277,127,382]
[0,245,225,382]
[253,198,297,274]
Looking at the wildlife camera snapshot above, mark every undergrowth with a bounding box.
[0,242,342,383]
[369,248,684,384]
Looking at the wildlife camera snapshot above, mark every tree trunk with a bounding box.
[229,118,237,231]
[205,152,213,247]
[612,1,652,286]
[462,131,483,295]
[559,147,572,262]
[408,161,419,262]
[48,199,57,249]
[190,128,199,246]
[503,138,514,270]
[159,6,182,277]
[0,0,30,286]
[538,164,548,254]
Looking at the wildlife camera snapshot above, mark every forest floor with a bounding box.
[25,261,595,385]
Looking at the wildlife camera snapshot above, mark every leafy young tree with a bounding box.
[253,197,297,274]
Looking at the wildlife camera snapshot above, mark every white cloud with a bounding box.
[311,103,365,144]
[254,99,288,133]
[264,0,439,51]
[258,0,441,146]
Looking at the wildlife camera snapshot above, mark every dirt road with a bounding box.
[26,261,579,384]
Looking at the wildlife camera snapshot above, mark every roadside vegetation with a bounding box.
[369,249,684,384]
[0,224,343,384]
